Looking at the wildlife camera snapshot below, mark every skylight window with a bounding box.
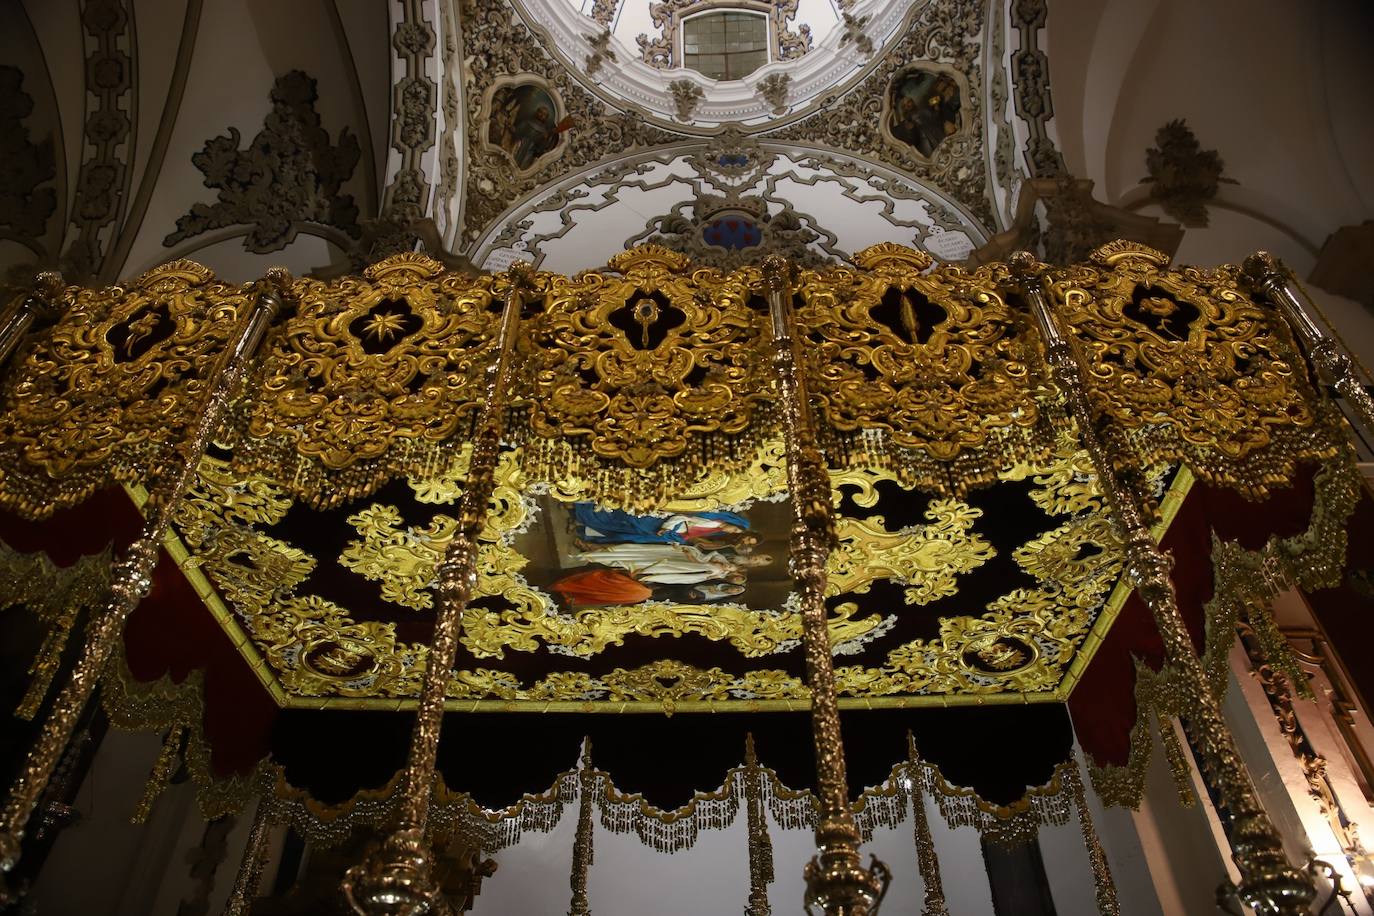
[683,11,769,80]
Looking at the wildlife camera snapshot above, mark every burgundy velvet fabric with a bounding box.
[122,557,277,778]
[1068,466,1324,768]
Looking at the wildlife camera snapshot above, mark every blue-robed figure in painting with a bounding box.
[571,502,755,549]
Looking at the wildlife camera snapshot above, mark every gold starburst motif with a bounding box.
[359,308,409,343]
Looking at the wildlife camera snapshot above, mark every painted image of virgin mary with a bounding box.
[572,503,756,550]
[569,542,771,586]
[550,568,746,608]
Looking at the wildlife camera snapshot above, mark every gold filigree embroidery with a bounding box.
[827,499,994,606]
[0,261,249,518]
[228,254,503,508]
[796,245,1050,495]
[521,245,770,505]
[1047,241,1340,496]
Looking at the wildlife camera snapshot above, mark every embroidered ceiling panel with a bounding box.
[154,434,1186,713]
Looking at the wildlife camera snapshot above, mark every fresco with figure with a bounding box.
[487,82,573,170]
[887,69,962,158]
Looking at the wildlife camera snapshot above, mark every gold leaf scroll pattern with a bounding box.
[171,456,294,550]
[826,499,994,606]
[537,438,789,513]
[522,245,769,501]
[170,444,1119,703]
[0,260,249,518]
[1046,241,1334,496]
[249,591,802,703]
[828,446,1124,697]
[997,433,1101,516]
[793,244,1046,494]
[338,502,887,660]
[229,253,502,508]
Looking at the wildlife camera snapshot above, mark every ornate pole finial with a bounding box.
[0,268,294,891]
[0,271,66,369]
[903,733,948,916]
[1241,251,1374,441]
[1013,267,1316,915]
[744,732,774,916]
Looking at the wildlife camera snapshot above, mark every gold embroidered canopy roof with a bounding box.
[0,242,1346,714]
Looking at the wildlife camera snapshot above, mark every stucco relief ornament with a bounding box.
[838,12,874,56]
[0,66,57,242]
[458,0,676,244]
[669,80,705,122]
[637,0,811,69]
[164,70,362,254]
[585,30,617,77]
[756,73,791,116]
[1142,119,1235,228]
[769,0,995,230]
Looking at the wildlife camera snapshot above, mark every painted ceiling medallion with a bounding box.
[883,65,966,160]
[483,78,574,174]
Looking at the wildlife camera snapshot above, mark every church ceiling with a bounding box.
[459,0,1057,267]
[473,141,987,272]
[0,0,1065,282]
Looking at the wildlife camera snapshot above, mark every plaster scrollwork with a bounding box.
[0,66,57,250]
[436,0,464,248]
[669,79,705,122]
[61,0,135,282]
[1142,119,1235,228]
[585,30,617,77]
[838,12,874,56]
[985,0,1022,229]
[636,0,813,71]
[507,0,918,130]
[472,142,986,272]
[1008,0,1064,178]
[384,0,438,222]
[459,0,676,245]
[756,73,791,115]
[164,71,363,254]
[590,0,619,27]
